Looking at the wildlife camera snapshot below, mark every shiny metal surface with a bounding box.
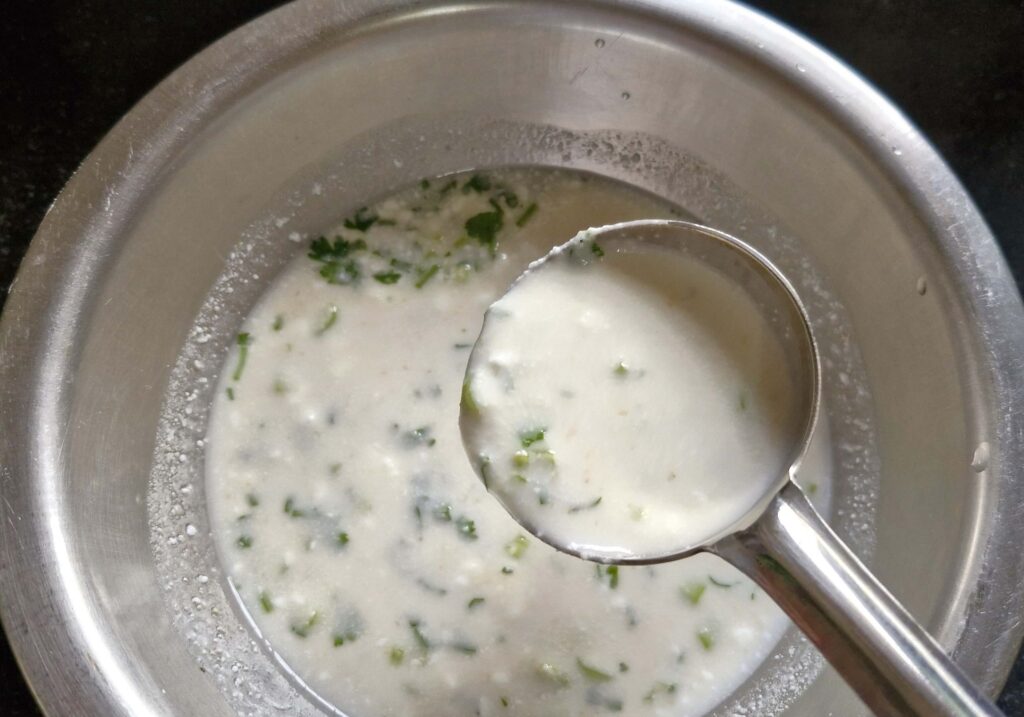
[1,1,1023,716]
[468,219,1001,714]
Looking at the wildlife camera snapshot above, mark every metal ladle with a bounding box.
[459,220,1001,716]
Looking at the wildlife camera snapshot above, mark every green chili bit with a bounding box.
[519,428,546,448]
[515,202,538,227]
[315,305,339,336]
[231,332,251,381]
[461,378,479,415]
[697,626,715,651]
[415,264,440,288]
[236,535,253,549]
[537,662,571,688]
[258,591,274,613]
[504,534,529,559]
[467,597,486,610]
[681,582,706,605]
[290,611,319,638]
[576,657,614,683]
[373,270,402,285]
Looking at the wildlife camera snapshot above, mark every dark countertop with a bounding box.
[1,1,1022,714]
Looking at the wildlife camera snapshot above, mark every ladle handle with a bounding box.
[713,480,1001,716]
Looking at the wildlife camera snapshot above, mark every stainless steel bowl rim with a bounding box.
[2,1,1023,715]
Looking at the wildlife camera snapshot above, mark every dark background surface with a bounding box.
[1,0,1022,714]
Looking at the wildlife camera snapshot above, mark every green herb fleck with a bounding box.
[290,611,319,638]
[613,361,629,377]
[258,591,274,613]
[465,210,503,250]
[283,496,305,518]
[439,178,457,195]
[500,696,509,707]
[389,646,405,665]
[467,597,486,610]
[236,535,253,549]
[336,531,350,547]
[456,516,478,541]
[450,641,478,655]
[415,264,440,288]
[597,565,619,589]
[708,576,736,589]
[512,450,530,467]
[519,428,546,448]
[591,241,605,258]
[681,582,706,605]
[504,534,529,559]
[462,174,492,193]
[315,305,339,336]
[272,315,284,331]
[419,178,431,190]
[806,482,819,496]
[501,566,514,575]
[272,377,289,395]
[738,390,749,411]
[697,627,715,651]
[568,497,603,513]
[537,662,571,688]
[642,681,677,703]
[404,426,437,448]
[308,236,367,285]
[576,657,614,683]
[515,202,538,228]
[226,387,235,401]
[373,270,402,285]
[343,207,378,232]
[618,662,629,673]
[246,492,260,508]
[231,333,251,381]
[409,619,431,652]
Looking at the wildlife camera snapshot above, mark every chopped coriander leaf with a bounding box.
[537,662,571,687]
[308,235,367,262]
[419,178,430,190]
[618,662,629,673]
[415,264,440,288]
[499,189,519,208]
[236,535,253,549]
[604,565,620,589]
[246,492,260,507]
[462,174,492,193]
[231,333,251,381]
[515,202,538,227]
[500,697,509,707]
[318,259,360,285]
[225,387,235,401]
[315,305,339,336]
[501,566,514,575]
[465,210,503,250]
[343,207,378,232]
[456,516,478,540]
[432,504,453,522]
[283,496,305,518]
[389,646,406,665]
[290,611,319,638]
[708,576,736,588]
[404,426,437,448]
[450,641,478,655]
[272,314,284,331]
[336,531,350,547]
[576,657,614,683]
[453,342,472,349]
[373,270,402,285]
[681,582,706,605]
[258,591,274,613]
[467,597,486,610]
[504,534,529,559]
[568,497,603,513]
[591,241,605,257]
[519,428,546,448]
[642,682,678,703]
[697,627,715,651]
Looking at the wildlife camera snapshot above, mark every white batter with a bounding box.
[460,232,797,560]
[206,170,830,717]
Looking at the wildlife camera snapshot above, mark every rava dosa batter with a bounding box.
[206,169,831,717]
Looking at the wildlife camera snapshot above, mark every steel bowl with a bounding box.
[2,1,1023,715]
